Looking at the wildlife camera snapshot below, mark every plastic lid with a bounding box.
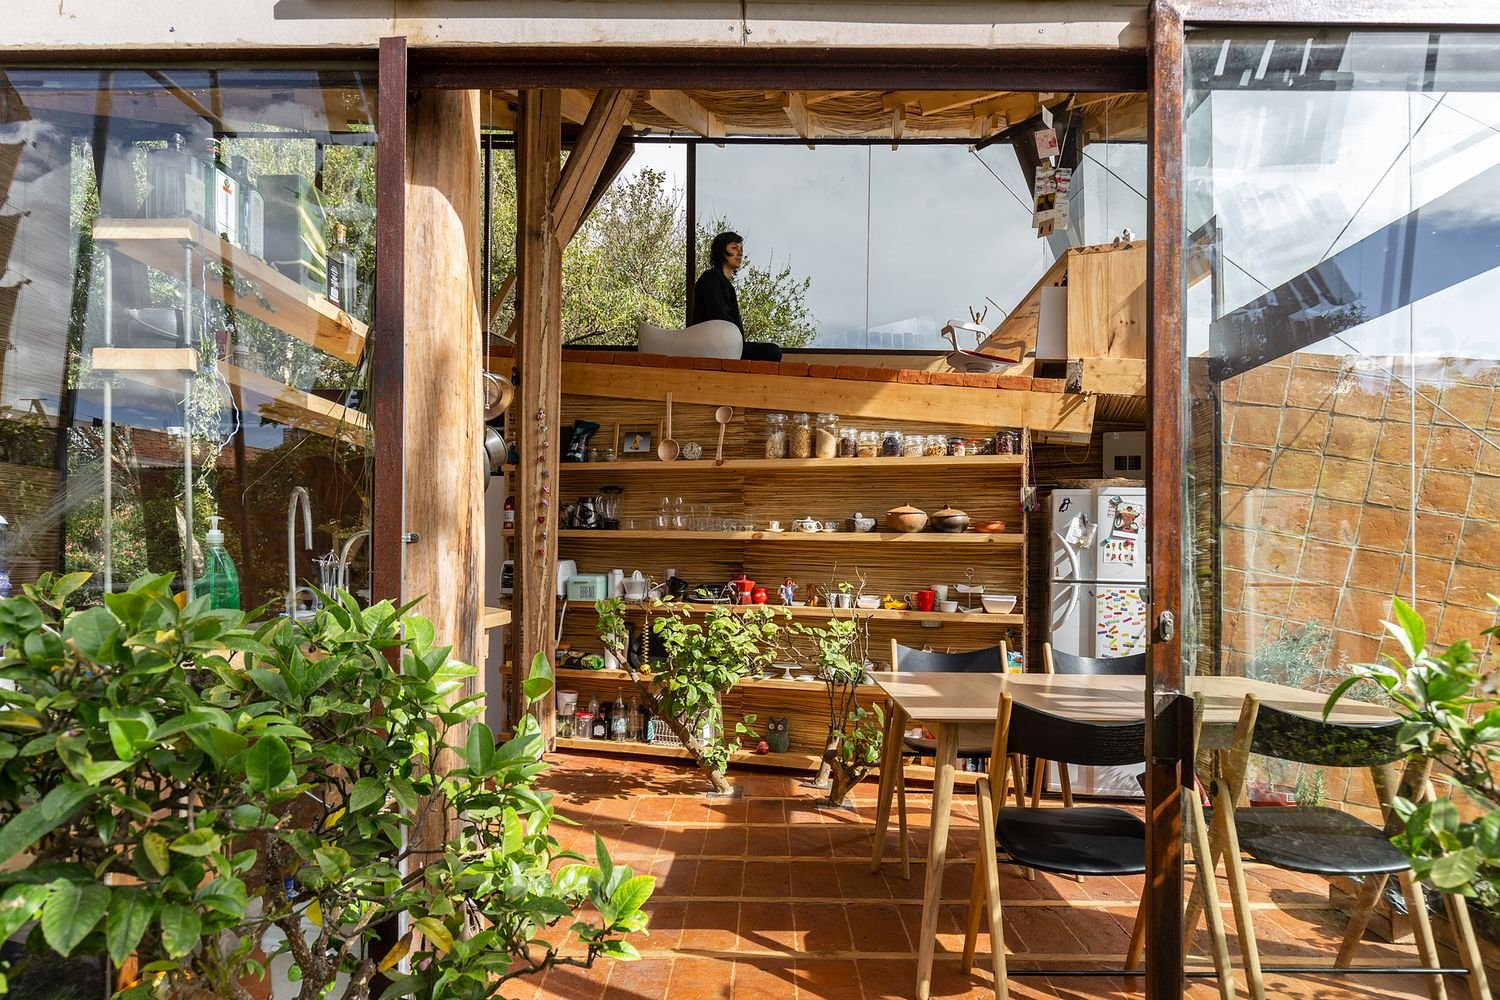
[206,515,224,545]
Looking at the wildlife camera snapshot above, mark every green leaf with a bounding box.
[349,777,386,813]
[143,832,171,876]
[523,650,554,703]
[100,706,156,760]
[465,724,495,773]
[1430,847,1481,892]
[1386,598,1425,661]
[169,828,223,857]
[414,916,452,953]
[105,888,154,967]
[62,606,121,661]
[0,883,53,941]
[314,846,351,880]
[246,668,293,704]
[595,832,613,888]
[597,939,640,961]
[245,734,292,792]
[41,881,109,957]
[388,777,419,813]
[159,902,201,959]
[0,782,94,865]
[608,875,655,922]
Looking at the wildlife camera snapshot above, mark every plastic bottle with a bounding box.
[202,515,240,610]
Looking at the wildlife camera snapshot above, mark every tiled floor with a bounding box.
[511,753,1486,999]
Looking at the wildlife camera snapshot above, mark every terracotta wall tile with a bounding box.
[1365,463,1414,508]
[1398,555,1452,604]
[1330,627,1383,667]
[1317,456,1374,503]
[1347,548,1402,597]
[1268,451,1321,493]
[1470,474,1500,519]
[1287,583,1339,624]
[1237,366,1291,406]
[1356,505,1411,552]
[1438,603,1500,645]
[1426,424,1483,471]
[1242,581,1295,618]
[1324,415,1380,461]
[1298,539,1353,586]
[1417,468,1473,515]
[1457,518,1500,568]
[1223,445,1274,487]
[1246,532,1302,577]
[1414,511,1462,561]
[1332,376,1389,419]
[1230,405,1282,449]
[1308,498,1362,544]
[1374,421,1430,465]
[1284,368,1338,410]
[1446,563,1496,610]
[1435,382,1495,426]
[1276,407,1331,453]
[1335,589,1397,637]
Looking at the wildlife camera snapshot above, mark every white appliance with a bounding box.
[1048,486,1149,797]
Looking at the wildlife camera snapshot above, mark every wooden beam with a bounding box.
[969,92,1039,125]
[781,92,814,147]
[560,361,1097,436]
[891,106,905,149]
[404,88,484,849]
[552,89,636,246]
[578,130,636,227]
[911,91,1007,115]
[643,89,722,138]
[1078,357,1147,397]
[559,88,595,125]
[515,90,563,745]
[803,90,860,107]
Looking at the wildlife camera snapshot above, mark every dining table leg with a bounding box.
[915,721,959,1000]
[869,700,908,873]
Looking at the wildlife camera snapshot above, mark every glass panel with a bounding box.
[0,67,377,613]
[1183,25,1500,972]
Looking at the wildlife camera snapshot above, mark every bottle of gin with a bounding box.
[205,138,238,246]
[325,222,357,312]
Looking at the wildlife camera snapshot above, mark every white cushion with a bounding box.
[638,320,742,359]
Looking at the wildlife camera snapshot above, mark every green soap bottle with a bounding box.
[203,515,240,610]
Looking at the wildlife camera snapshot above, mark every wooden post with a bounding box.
[515,90,562,744]
[403,88,484,843]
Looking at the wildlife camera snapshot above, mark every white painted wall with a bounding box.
[4,0,1145,53]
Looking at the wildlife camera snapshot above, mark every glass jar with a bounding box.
[815,413,840,459]
[924,433,948,457]
[789,412,813,459]
[964,437,987,456]
[838,425,859,458]
[902,432,924,457]
[857,430,880,458]
[948,436,967,456]
[996,430,1017,455]
[880,430,904,457]
[764,412,788,459]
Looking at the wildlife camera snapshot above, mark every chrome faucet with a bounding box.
[287,487,313,622]
[336,530,370,593]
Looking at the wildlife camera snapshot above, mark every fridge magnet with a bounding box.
[1102,537,1137,564]
[1063,513,1096,548]
[1109,497,1141,537]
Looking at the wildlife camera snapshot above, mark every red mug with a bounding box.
[750,586,769,605]
[906,589,937,612]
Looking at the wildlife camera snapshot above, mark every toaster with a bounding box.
[565,574,610,601]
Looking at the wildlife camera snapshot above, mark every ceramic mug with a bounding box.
[767,519,782,531]
[905,589,937,612]
[938,599,959,613]
[932,584,949,602]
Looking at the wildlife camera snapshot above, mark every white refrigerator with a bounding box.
[1048,486,1149,797]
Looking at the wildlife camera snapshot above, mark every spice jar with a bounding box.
[839,425,860,458]
[880,430,904,457]
[902,432,924,457]
[815,413,840,459]
[924,433,948,457]
[996,430,1017,455]
[764,412,788,459]
[789,412,813,459]
[963,437,984,456]
[949,436,967,456]
[858,430,880,458]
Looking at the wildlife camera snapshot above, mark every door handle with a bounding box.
[1157,610,1175,642]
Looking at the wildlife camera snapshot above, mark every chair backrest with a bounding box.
[891,640,1003,675]
[638,320,742,359]
[1001,696,1146,767]
[1047,646,1147,677]
[1248,702,1404,768]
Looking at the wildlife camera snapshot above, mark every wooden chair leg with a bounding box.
[1058,761,1074,807]
[1443,890,1492,1000]
[1334,873,1388,965]
[1395,870,1445,1000]
[1029,757,1043,809]
[897,762,912,880]
[968,777,1009,1000]
[1007,755,1035,881]
[1125,894,1146,970]
[1186,794,1234,1000]
[1217,788,1266,1000]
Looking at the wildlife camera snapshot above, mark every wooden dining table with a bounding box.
[863,670,1395,1000]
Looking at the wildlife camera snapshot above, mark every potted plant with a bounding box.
[1324,596,1500,927]
[596,597,782,794]
[0,572,650,999]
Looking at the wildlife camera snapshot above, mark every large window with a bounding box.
[0,68,378,611]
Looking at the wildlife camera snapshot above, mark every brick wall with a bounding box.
[1220,352,1500,679]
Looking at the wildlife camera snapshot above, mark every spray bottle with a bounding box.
[202,516,240,610]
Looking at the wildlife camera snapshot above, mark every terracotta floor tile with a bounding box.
[747,823,793,858]
[653,858,700,895]
[898,902,969,957]
[792,958,863,999]
[702,824,749,857]
[794,901,853,954]
[828,825,875,859]
[748,797,788,824]
[789,860,843,899]
[664,955,736,1000]
[845,902,911,953]
[670,797,714,824]
[788,825,835,857]
[693,859,745,897]
[592,795,638,821]
[658,826,709,858]
[744,859,794,899]
[836,861,894,900]
[537,958,612,999]
[642,898,688,949]
[856,957,918,999]
[679,900,741,951]
[739,900,798,954]
[601,957,675,998]
[631,794,679,822]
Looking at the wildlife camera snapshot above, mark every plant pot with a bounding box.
[1246,782,1296,807]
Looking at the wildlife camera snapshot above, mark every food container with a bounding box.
[848,512,876,533]
[964,437,985,456]
[929,504,970,533]
[948,437,967,456]
[838,425,859,458]
[982,594,1017,614]
[857,430,880,458]
[791,516,822,533]
[972,519,1007,533]
[789,412,813,458]
[880,430,904,457]
[815,413,840,459]
[855,595,881,609]
[902,433,925,457]
[924,433,948,457]
[764,412,788,459]
[996,430,1019,455]
[885,503,928,533]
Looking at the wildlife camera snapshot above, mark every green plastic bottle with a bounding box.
[203,515,240,610]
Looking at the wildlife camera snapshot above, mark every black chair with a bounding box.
[1195,694,1488,1000]
[1037,644,1147,805]
[959,693,1148,999]
[883,639,1006,879]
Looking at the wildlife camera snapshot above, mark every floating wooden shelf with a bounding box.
[218,362,368,445]
[481,606,511,629]
[93,217,368,365]
[558,528,1020,545]
[561,600,1022,626]
[556,663,882,693]
[529,454,1027,474]
[89,346,198,392]
[553,736,984,784]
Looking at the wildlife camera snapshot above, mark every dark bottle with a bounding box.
[592,701,610,741]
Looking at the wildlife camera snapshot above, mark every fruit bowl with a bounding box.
[981,594,1017,614]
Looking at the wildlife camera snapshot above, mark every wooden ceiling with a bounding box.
[489,90,1147,143]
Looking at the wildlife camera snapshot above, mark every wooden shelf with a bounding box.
[561,600,1022,626]
[218,362,368,445]
[555,736,821,771]
[93,217,368,365]
[558,529,1020,545]
[481,606,511,629]
[90,346,198,392]
[555,664,883,693]
[524,454,1027,474]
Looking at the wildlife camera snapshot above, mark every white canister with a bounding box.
[609,569,625,597]
[556,689,579,716]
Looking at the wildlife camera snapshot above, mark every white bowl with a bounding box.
[981,594,1017,614]
[855,596,881,609]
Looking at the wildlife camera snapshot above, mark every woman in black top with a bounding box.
[691,231,782,362]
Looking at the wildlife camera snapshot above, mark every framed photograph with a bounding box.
[615,421,661,459]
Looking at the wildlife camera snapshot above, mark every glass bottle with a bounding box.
[628,696,642,740]
[326,222,357,312]
[763,412,787,459]
[788,412,813,459]
[591,697,610,740]
[233,154,265,258]
[611,692,629,741]
[205,137,239,247]
[814,413,840,459]
[145,132,209,226]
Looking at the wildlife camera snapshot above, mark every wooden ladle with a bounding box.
[714,405,734,465]
[658,393,680,461]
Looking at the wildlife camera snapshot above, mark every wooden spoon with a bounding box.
[658,392,680,461]
[714,405,733,466]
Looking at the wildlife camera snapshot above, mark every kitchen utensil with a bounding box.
[596,486,623,529]
[658,392,680,461]
[555,559,578,598]
[848,512,876,532]
[822,519,840,533]
[972,519,1008,533]
[623,570,650,601]
[905,589,937,612]
[791,516,821,533]
[932,584,949,601]
[750,585,769,605]
[881,595,909,610]
[733,578,756,605]
[929,504,970,533]
[982,594,1017,614]
[573,496,599,529]
[885,503,928,533]
[714,405,733,466]
[482,371,514,421]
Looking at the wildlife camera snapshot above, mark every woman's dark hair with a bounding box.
[709,231,743,268]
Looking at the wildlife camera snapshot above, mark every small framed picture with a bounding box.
[615,422,661,459]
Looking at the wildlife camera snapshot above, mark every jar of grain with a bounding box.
[924,434,948,457]
[880,430,904,457]
[789,412,813,459]
[815,413,840,459]
[949,436,967,456]
[902,433,924,457]
[764,412,788,459]
[839,425,860,458]
[858,430,880,458]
